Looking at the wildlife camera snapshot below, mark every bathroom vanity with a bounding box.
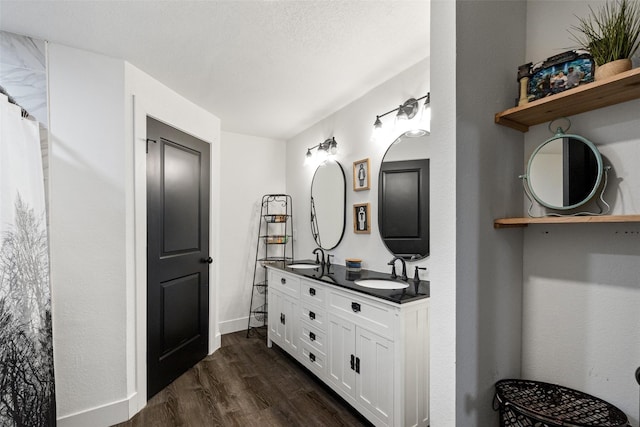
[266,263,430,427]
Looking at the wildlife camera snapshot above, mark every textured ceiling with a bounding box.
[0,1,429,140]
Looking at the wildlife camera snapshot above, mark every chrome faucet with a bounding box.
[313,247,326,266]
[388,256,408,281]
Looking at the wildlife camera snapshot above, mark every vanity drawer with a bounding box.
[300,321,327,355]
[300,301,326,331]
[300,341,326,377]
[328,290,396,340]
[269,270,300,297]
[301,280,326,306]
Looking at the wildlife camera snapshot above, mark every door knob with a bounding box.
[202,257,213,264]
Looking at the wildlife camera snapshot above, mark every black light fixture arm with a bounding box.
[374,92,430,125]
[306,137,337,157]
[307,142,323,151]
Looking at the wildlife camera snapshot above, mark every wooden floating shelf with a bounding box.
[495,67,640,132]
[494,215,640,229]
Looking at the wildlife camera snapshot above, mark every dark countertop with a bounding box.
[268,260,429,304]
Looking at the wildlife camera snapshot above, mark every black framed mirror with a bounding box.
[311,160,346,250]
[378,131,429,260]
[526,131,603,211]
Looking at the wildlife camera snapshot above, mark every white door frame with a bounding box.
[130,94,220,416]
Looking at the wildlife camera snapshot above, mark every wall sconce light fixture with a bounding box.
[305,137,338,165]
[373,92,430,138]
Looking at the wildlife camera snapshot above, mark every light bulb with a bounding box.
[370,116,384,143]
[316,148,328,163]
[396,105,408,121]
[304,149,314,166]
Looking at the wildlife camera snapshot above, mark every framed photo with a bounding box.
[523,50,594,102]
[353,158,370,191]
[353,203,370,234]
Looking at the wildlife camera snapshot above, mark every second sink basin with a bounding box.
[287,263,320,270]
[354,278,409,290]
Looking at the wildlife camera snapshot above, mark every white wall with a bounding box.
[49,43,221,426]
[429,2,458,423]
[523,2,640,425]
[286,58,431,274]
[218,131,286,334]
[48,43,127,422]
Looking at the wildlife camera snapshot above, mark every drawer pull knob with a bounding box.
[355,357,360,374]
[280,313,285,324]
[281,278,286,284]
[309,332,316,341]
[350,354,355,370]
[309,311,316,320]
[309,288,316,296]
[310,353,316,363]
[351,302,361,313]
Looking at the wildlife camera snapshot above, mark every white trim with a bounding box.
[132,95,148,415]
[212,331,222,355]
[219,316,250,335]
[57,393,136,427]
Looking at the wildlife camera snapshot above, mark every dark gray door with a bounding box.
[378,159,430,259]
[146,117,211,398]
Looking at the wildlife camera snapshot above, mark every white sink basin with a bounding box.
[354,279,409,290]
[287,263,320,270]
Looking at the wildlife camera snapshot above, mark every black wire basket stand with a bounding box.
[246,194,293,338]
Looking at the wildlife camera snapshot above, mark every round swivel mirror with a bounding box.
[311,160,346,250]
[378,130,430,260]
[526,128,603,210]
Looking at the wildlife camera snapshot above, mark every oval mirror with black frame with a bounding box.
[378,131,430,260]
[526,130,604,212]
[311,160,346,250]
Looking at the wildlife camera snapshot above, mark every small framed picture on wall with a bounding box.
[353,203,370,234]
[353,158,370,191]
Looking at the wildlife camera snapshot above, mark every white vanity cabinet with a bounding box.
[298,279,328,376]
[267,267,429,427]
[328,311,394,425]
[267,270,299,355]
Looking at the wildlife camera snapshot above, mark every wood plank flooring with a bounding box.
[115,330,370,427]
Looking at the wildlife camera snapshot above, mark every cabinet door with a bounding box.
[269,288,298,355]
[268,288,284,346]
[281,294,298,355]
[356,327,394,425]
[327,314,356,399]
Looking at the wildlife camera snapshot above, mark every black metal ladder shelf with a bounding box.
[246,194,294,337]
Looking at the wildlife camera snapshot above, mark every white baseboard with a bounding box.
[218,316,249,335]
[57,319,247,427]
[57,393,136,427]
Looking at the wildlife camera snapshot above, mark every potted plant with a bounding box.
[570,0,640,80]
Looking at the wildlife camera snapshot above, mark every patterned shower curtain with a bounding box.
[0,93,55,425]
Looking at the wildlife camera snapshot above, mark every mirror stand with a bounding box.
[521,165,611,218]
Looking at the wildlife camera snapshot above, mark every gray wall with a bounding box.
[454,1,526,425]
[522,2,640,424]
